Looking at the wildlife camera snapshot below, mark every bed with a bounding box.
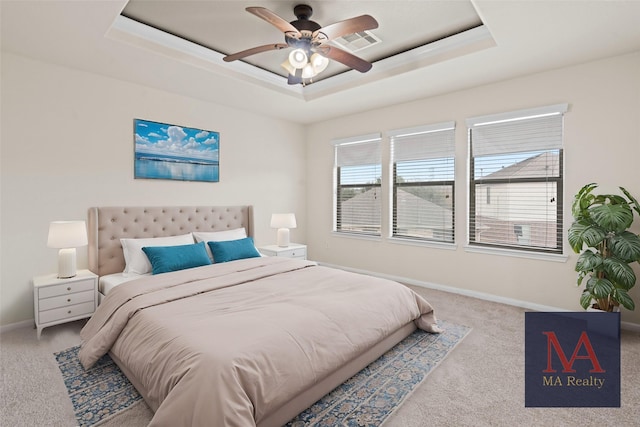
[79,205,440,427]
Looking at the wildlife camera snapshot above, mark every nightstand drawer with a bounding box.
[259,244,307,260]
[277,248,306,258]
[38,279,95,299]
[38,290,95,311]
[38,301,95,324]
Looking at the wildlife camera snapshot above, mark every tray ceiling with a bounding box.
[2,1,640,124]
[120,0,486,84]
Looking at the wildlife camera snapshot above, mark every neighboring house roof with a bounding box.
[483,152,559,179]
[341,188,452,229]
[395,189,453,229]
[340,188,381,226]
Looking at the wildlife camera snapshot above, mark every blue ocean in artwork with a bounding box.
[135,153,219,182]
[134,119,219,182]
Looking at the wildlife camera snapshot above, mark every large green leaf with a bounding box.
[602,257,636,289]
[594,194,628,206]
[576,270,587,286]
[613,289,635,311]
[575,250,602,273]
[609,231,640,262]
[590,203,633,232]
[568,220,606,253]
[621,186,640,216]
[571,183,597,219]
[580,289,593,309]
[586,277,614,298]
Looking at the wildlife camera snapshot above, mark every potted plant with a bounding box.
[568,183,640,311]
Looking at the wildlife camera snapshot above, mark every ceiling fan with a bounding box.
[223,4,379,85]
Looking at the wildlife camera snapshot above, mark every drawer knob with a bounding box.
[67,298,71,302]
[67,310,71,314]
[67,287,71,291]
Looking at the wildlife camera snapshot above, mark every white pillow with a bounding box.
[121,233,194,276]
[193,228,247,260]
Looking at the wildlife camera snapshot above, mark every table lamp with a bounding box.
[270,213,297,247]
[47,220,88,278]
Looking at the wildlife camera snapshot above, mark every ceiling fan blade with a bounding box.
[246,7,301,37]
[313,15,378,42]
[321,46,373,73]
[223,43,289,62]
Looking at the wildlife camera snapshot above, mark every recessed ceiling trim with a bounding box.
[301,25,496,100]
[106,15,494,102]
[106,15,305,99]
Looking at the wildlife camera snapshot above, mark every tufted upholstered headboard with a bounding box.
[87,206,254,277]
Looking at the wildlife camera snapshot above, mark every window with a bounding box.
[389,122,455,242]
[467,104,567,254]
[333,134,382,236]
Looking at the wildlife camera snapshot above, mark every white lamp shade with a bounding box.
[270,213,297,229]
[301,63,315,79]
[288,49,308,69]
[310,53,329,74]
[281,60,296,75]
[47,221,88,248]
[271,213,297,247]
[47,221,88,278]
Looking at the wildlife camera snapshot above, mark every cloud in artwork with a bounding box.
[135,119,219,162]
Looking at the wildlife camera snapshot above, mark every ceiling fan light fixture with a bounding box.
[310,53,329,74]
[281,60,295,75]
[288,49,308,69]
[224,5,378,85]
[301,63,316,79]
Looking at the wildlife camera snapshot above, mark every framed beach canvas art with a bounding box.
[134,119,219,182]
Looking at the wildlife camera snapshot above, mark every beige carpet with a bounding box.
[1,285,639,426]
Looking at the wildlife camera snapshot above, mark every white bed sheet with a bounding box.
[99,273,147,295]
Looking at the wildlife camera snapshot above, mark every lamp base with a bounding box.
[57,248,77,279]
[276,228,290,247]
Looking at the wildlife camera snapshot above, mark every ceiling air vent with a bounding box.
[332,30,381,53]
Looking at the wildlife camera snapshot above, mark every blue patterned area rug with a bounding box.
[286,319,471,426]
[54,346,142,426]
[55,319,469,427]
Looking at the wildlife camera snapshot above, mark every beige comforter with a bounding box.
[79,257,439,427]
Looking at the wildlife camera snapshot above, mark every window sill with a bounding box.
[464,245,568,262]
[388,237,457,251]
[331,231,382,242]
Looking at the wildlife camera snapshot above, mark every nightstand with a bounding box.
[32,269,98,339]
[259,243,307,260]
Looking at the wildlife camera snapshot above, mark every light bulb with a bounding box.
[288,49,308,69]
[301,63,316,79]
[310,53,329,74]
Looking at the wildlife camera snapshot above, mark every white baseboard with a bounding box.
[0,319,34,335]
[319,262,640,333]
[4,265,638,334]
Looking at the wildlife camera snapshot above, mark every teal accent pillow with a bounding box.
[207,237,261,263]
[142,242,212,274]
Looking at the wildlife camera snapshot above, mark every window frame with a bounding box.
[332,133,382,237]
[466,104,568,255]
[388,122,456,244]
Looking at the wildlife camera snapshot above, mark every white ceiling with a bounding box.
[120,0,484,81]
[2,1,640,125]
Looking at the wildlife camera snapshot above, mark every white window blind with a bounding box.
[467,104,567,253]
[389,122,455,242]
[333,134,382,236]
